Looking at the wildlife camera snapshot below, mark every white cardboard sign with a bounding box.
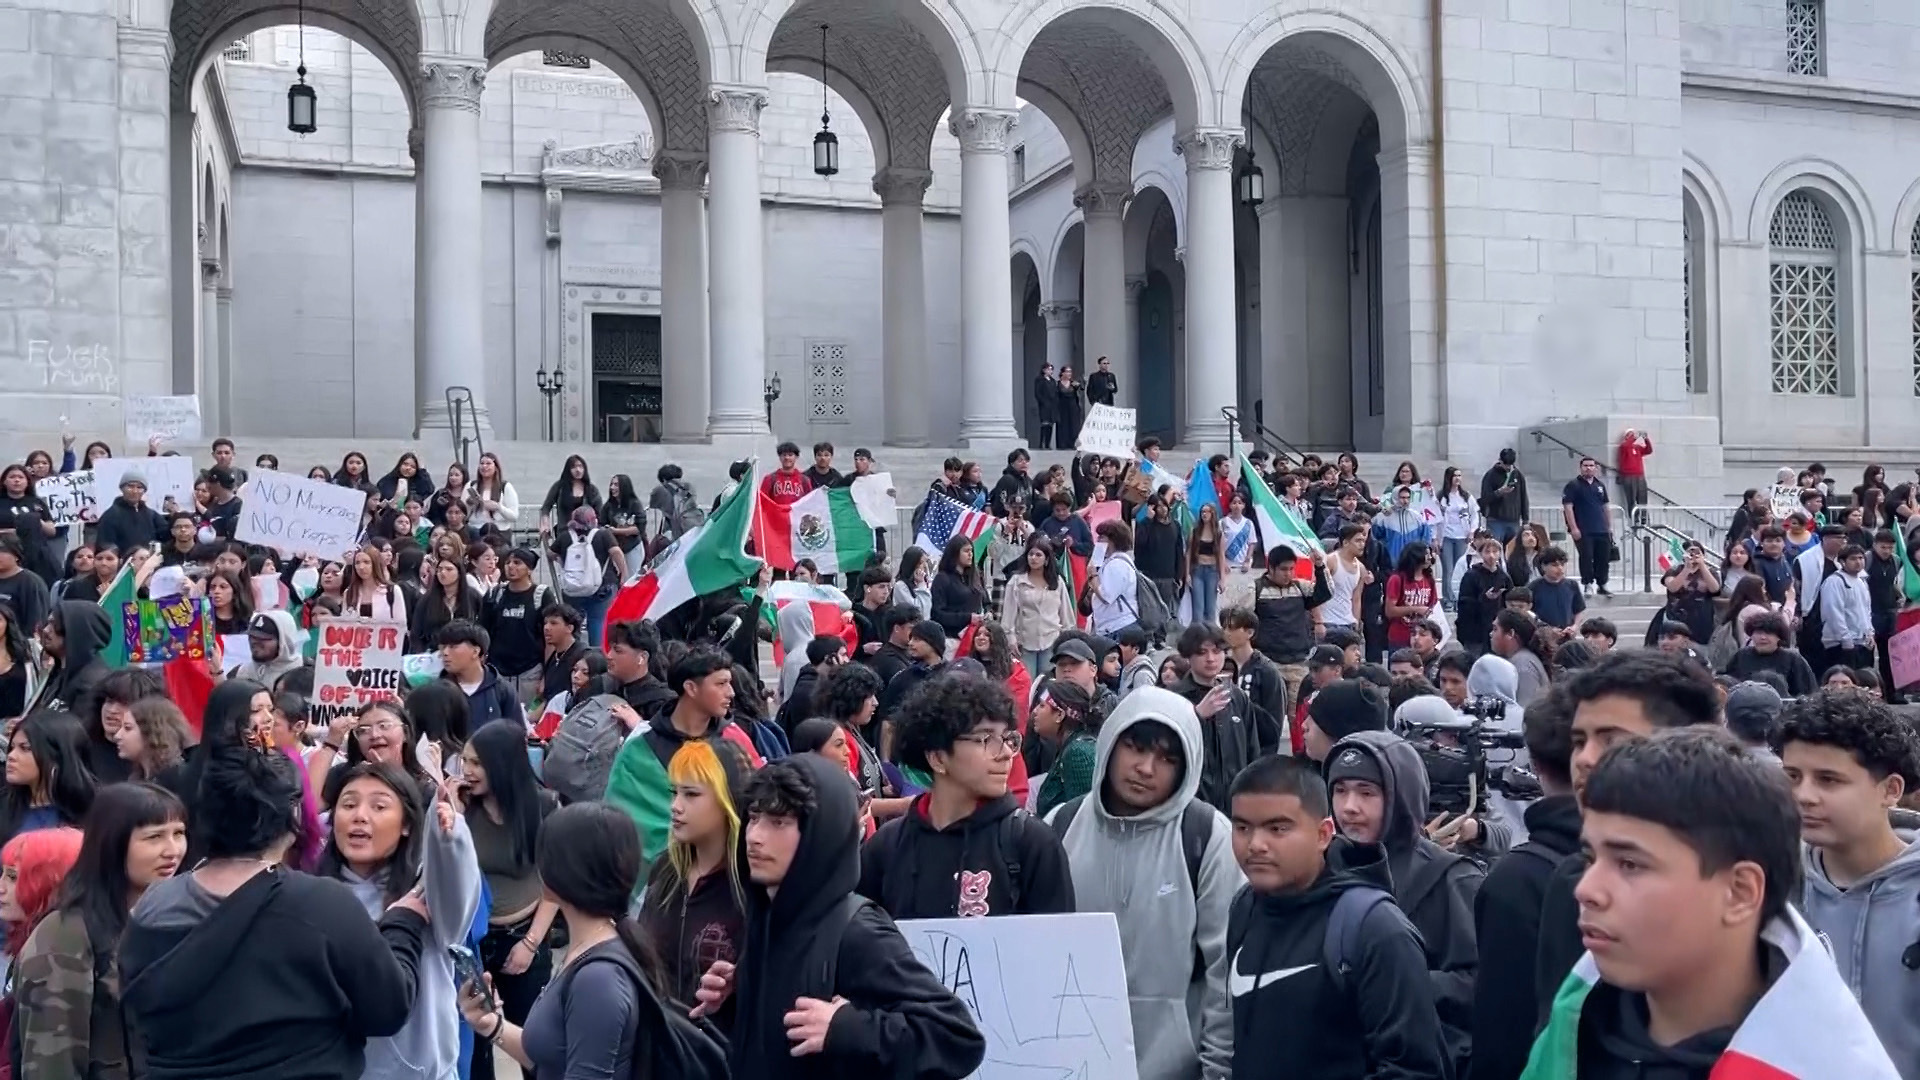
[899,913,1138,1080]
[123,395,203,441]
[237,468,368,562]
[90,456,197,513]
[35,472,96,525]
[1076,404,1137,459]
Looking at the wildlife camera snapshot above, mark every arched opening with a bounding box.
[1768,190,1845,397]
[1013,251,1046,443]
[1683,190,1707,397]
[186,22,421,436]
[1229,25,1424,453]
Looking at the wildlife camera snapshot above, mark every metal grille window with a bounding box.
[1787,0,1823,76]
[1768,192,1840,395]
[807,341,850,424]
[1683,215,1695,393]
[1911,218,1920,395]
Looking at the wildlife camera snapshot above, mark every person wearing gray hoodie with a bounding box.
[322,762,483,1080]
[1325,730,1484,1077]
[1774,690,1920,1079]
[232,609,306,690]
[1045,686,1243,1080]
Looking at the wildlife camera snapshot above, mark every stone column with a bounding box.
[216,285,233,433]
[1040,301,1080,377]
[706,87,771,437]
[875,167,933,447]
[654,153,710,442]
[1177,128,1241,447]
[1076,183,1131,406]
[954,107,1023,446]
[416,60,490,434]
[409,128,428,425]
[199,259,223,434]
[119,27,174,397]
[1255,198,1288,440]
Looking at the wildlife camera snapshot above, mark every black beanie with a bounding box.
[1309,679,1389,743]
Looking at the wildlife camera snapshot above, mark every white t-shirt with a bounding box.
[1091,554,1139,636]
[1322,555,1364,626]
[1221,516,1256,572]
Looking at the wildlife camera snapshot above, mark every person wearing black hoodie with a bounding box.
[607,618,679,720]
[776,635,846,739]
[859,671,1074,918]
[119,744,429,1080]
[862,603,917,690]
[990,450,1034,520]
[1167,623,1264,812]
[1226,755,1448,1080]
[1469,687,1583,1080]
[696,754,986,1080]
[1325,730,1483,1077]
[94,471,170,553]
[38,598,113,719]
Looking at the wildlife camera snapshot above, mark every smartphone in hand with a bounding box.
[449,944,495,1010]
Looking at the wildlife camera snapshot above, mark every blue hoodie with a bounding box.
[339,812,483,1080]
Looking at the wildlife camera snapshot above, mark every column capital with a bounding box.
[1375,141,1432,174]
[1039,301,1081,329]
[407,127,425,163]
[116,26,174,64]
[1073,182,1132,218]
[873,167,934,206]
[420,59,487,114]
[951,108,1019,155]
[708,86,769,136]
[653,152,709,191]
[200,259,222,288]
[1174,128,1242,171]
[1124,275,1148,301]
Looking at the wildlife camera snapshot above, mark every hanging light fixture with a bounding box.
[286,0,317,134]
[1237,89,1263,207]
[812,24,839,177]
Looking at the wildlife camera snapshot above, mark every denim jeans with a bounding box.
[1189,564,1220,625]
[1021,648,1050,683]
[576,588,614,648]
[1488,519,1520,545]
[1440,536,1470,606]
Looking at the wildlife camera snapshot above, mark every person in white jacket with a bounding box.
[1000,540,1075,678]
[1437,468,1481,612]
[1818,543,1875,671]
[468,451,520,533]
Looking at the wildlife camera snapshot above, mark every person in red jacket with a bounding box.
[1616,428,1653,525]
[759,441,814,506]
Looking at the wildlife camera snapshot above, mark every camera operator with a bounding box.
[1325,729,1484,1078]
[1393,694,1515,861]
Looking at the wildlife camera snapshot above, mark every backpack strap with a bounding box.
[1180,800,1214,898]
[1395,849,1464,918]
[1322,886,1396,997]
[1048,794,1086,841]
[811,894,871,1000]
[997,810,1028,912]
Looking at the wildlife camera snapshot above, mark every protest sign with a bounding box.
[849,472,898,529]
[238,468,368,562]
[219,633,250,672]
[1075,404,1138,459]
[35,471,96,525]
[900,913,1137,1080]
[1770,484,1802,520]
[1891,624,1920,690]
[121,594,215,665]
[90,456,197,512]
[312,617,406,724]
[123,395,202,441]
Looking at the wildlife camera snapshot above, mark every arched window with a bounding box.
[1787,0,1823,76]
[1768,192,1840,395]
[1911,217,1920,395]
[1683,213,1695,392]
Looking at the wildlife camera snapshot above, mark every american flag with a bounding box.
[913,493,995,556]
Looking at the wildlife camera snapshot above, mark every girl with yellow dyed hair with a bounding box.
[636,737,752,1022]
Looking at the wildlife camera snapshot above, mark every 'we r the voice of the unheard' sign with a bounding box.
[312,618,406,724]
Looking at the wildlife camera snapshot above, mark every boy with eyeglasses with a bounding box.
[857,671,1074,920]
[1046,686,1244,1080]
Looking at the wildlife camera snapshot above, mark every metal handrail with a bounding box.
[445,387,482,474]
[1221,405,1309,467]
[1525,427,1724,537]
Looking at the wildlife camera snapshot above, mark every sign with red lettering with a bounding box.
[1890,624,1920,690]
[312,617,407,724]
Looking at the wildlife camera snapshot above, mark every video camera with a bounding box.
[1397,698,1540,817]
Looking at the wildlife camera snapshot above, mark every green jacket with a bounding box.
[14,908,138,1080]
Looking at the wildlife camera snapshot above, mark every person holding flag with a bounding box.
[1237,455,1332,707]
[601,461,763,641]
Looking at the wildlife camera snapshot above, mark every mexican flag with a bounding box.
[1239,455,1318,577]
[1657,536,1684,573]
[755,486,873,575]
[1059,545,1090,629]
[767,580,856,665]
[1521,909,1898,1080]
[1893,519,1920,605]
[602,471,762,643]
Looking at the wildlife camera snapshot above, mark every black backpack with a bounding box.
[551,942,729,1080]
[1227,883,1405,997]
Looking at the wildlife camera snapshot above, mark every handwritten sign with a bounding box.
[123,395,202,441]
[899,913,1138,1080]
[238,469,367,562]
[219,633,250,672]
[36,472,96,525]
[1076,404,1138,459]
[1770,484,1802,521]
[90,456,197,513]
[1890,625,1920,690]
[121,595,215,665]
[312,617,406,724]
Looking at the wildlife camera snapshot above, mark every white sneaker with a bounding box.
[1582,583,1594,596]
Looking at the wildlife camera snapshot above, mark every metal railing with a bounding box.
[445,387,482,474]
[1525,428,1724,538]
[1221,405,1309,467]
